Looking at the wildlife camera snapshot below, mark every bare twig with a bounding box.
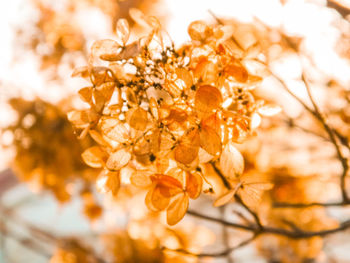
[187,209,350,239]
[165,233,257,258]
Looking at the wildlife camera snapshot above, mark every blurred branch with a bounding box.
[165,233,257,258]
[327,0,350,19]
[274,200,350,208]
[234,194,263,230]
[187,209,350,239]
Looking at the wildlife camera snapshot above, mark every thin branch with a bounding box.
[274,200,350,208]
[165,234,257,258]
[271,69,349,202]
[301,73,349,202]
[210,161,231,190]
[234,194,263,230]
[220,207,233,263]
[187,209,350,239]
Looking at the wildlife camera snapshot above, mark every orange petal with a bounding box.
[200,125,222,156]
[220,142,244,179]
[188,20,212,41]
[213,189,236,207]
[195,85,222,116]
[127,107,148,130]
[186,172,202,199]
[100,117,129,143]
[167,193,189,225]
[81,146,107,168]
[174,129,200,165]
[106,149,131,171]
[96,170,120,196]
[116,18,130,45]
[130,170,152,188]
[146,185,170,211]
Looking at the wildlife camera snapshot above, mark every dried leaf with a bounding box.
[81,146,107,168]
[96,170,120,196]
[167,193,189,225]
[195,85,222,116]
[78,87,92,103]
[96,82,116,102]
[91,39,120,61]
[188,20,212,41]
[151,174,183,197]
[89,129,108,146]
[115,41,140,60]
[116,18,130,45]
[213,189,236,207]
[200,125,222,155]
[186,172,202,199]
[194,60,218,84]
[175,68,193,89]
[127,107,148,130]
[106,148,131,171]
[145,185,170,211]
[223,61,248,82]
[130,170,152,188]
[220,142,244,179]
[93,89,106,112]
[174,129,200,165]
[100,117,129,143]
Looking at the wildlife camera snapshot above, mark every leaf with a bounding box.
[200,125,222,156]
[167,193,189,225]
[106,148,131,171]
[81,146,107,168]
[116,18,130,46]
[127,107,148,130]
[130,170,152,188]
[220,142,244,179]
[100,117,129,143]
[195,85,222,116]
[96,170,120,196]
[213,189,236,207]
[186,172,202,199]
[174,129,200,165]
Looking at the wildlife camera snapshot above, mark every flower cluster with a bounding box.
[69,9,275,225]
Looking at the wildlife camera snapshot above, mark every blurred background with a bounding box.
[1,0,350,262]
